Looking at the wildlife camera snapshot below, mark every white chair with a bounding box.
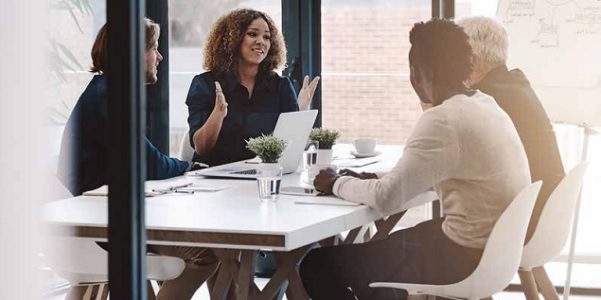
[518,162,589,300]
[45,177,186,300]
[369,181,542,300]
[177,129,195,163]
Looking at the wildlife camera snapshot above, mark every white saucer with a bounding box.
[350,151,381,158]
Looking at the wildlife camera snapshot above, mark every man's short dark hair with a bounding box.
[409,18,473,89]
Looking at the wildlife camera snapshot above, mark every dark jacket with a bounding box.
[186,71,299,166]
[57,75,188,196]
[473,65,565,241]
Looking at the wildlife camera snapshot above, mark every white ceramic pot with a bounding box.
[316,149,333,165]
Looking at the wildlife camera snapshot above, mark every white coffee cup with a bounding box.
[352,138,377,154]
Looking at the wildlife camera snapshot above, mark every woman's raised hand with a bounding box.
[212,81,228,119]
[297,75,320,110]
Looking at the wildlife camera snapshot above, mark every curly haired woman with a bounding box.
[186,8,319,167]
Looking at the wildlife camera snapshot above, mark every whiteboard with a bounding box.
[497,0,601,126]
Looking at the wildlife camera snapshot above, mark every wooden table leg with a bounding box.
[371,211,407,241]
[65,285,88,300]
[257,262,290,300]
[236,250,258,300]
[211,249,239,300]
[99,283,110,300]
[319,234,342,247]
[278,246,312,300]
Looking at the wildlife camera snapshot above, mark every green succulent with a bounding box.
[246,134,287,163]
[309,128,340,150]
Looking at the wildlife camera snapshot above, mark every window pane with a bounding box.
[321,0,431,147]
[168,0,282,156]
[321,0,431,226]
[454,0,499,19]
[48,0,106,171]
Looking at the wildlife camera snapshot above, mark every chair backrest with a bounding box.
[49,173,74,201]
[521,162,589,269]
[177,129,195,163]
[444,181,542,299]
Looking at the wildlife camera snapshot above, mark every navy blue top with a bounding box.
[186,71,299,166]
[57,75,189,196]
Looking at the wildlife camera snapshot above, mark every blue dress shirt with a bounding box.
[57,75,189,196]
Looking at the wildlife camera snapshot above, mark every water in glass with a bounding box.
[257,177,282,201]
[257,164,283,201]
[303,140,319,170]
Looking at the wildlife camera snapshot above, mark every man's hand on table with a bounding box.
[313,168,340,195]
[338,168,378,180]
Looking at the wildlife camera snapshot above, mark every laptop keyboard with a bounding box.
[230,169,258,175]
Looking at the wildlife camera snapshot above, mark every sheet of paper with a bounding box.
[294,197,361,206]
[176,185,232,193]
[81,180,231,197]
[334,157,380,168]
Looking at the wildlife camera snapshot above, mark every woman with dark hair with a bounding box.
[301,19,530,300]
[186,8,319,167]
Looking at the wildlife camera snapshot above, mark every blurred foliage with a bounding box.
[48,0,94,124]
[49,0,93,76]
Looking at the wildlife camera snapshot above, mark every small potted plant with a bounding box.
[246,135,287,201]
[246,134,287,163]
[309,128,340,165]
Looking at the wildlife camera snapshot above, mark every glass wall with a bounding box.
[168,0,282,156]
[320,0,431,226]
[48,0,106,172]
[456,0,601,291]
[321,0,431,146]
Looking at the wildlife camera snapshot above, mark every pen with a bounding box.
[175,190,195,194]
[152,182,193,193]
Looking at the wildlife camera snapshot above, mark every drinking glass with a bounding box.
[303,140,319,170]
[257,164,283,202]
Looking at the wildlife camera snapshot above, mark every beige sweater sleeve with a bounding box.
[332,109,460,213]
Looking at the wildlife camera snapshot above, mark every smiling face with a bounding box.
[238,18,271,67]
[145,32,163,84]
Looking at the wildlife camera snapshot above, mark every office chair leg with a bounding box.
[65,285,88,300]
[532,266,560,300]
[519,269,541,300]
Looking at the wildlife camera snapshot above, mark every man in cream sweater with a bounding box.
[300,19,531,300]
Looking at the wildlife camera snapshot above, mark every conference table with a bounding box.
[44,144,437,300]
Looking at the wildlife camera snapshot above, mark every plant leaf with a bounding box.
[56,42,84,70]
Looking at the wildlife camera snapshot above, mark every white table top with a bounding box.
[44,144,437,251]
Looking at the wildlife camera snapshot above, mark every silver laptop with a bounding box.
[189,110,318,179]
